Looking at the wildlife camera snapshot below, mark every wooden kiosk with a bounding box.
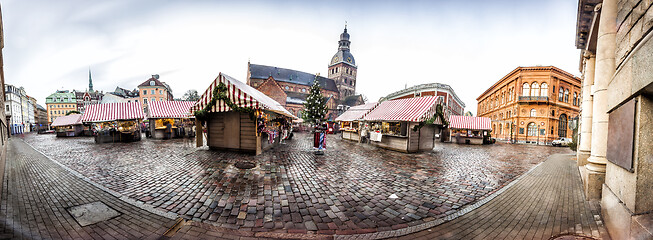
[147,101,196,139]
[192,73,296,155]
[448,115,491,145]
[362,96,444,153]
[81,102,145,143]
[51,114,84,137]
[335,102,378,142]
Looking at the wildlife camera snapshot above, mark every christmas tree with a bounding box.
[302,75,328,125]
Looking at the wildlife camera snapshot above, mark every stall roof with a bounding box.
[81,102,145,123]
[148,101,195,119]
[335,102,378,122]
[51,114,83,127]
[192,73,296,119]
[449,115,491,130]
[363,96,442,123]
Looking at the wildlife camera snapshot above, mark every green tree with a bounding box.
[66,110,81,115]
[182,90,200,101]
[302,77,328,125]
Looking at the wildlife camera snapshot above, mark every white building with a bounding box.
[4,84,24,134]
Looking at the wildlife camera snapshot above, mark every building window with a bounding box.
[551,110,555,116]
[143,90,147,95]
[499,123,503,134]
[522,83,530,96]
[530,109,536,117]
[160,90,163,95]
[531,82,539,96]
[551,126,554,134]
[573,92,578,106]
[151,98,155,102]
[285,86,289,90]
[143,98,148,104]
[150,81,155,86]
[558,114,568,137]
[558,88,564,101]
[540,83,548,97]
[159,98,163,101]
[527,123,537,136]
[151,90,155,95]
[564,89,569,102]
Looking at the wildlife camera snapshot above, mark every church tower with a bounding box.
[328,25,357,98]
[88,68,94,92]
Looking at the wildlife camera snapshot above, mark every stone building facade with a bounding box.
[477,66,581,144]
[575,0,653,238]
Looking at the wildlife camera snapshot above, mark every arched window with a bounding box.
[531,82,539,97]
[573,92,578,106]
[558,88,564,101]
[527,123,537,136]
[493,124,496,133]
[558,114,568,137]
[522,83,530,96]
[499,123,503,134]
[530,109,536,117]
[564,89,569,102]
[540,83,548,97]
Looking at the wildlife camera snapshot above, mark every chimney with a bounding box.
[152,74,159,80]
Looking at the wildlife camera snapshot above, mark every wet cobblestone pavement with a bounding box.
[20,132,571,236]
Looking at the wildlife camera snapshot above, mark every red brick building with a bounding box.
[381,83,465,117]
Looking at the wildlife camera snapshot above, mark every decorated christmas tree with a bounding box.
[302,75,328,125]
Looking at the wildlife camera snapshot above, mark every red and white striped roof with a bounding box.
[449,115,491,130]
[81,102,145,122]
[363,96,442,123]
[51,114,83,127]
[192,73,296,118]
[335,102,378,122]
[148,101,195,119]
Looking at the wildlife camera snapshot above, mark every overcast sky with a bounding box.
[2,0,581,115]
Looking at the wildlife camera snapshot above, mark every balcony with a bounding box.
[518,96,549,103]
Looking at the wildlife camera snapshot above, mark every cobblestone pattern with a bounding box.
[391,154,610,240]
[0,138,177,240]
[20,133,571,235]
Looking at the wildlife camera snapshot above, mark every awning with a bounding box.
[51,114,83,127]
[363,96,442,123]
[449,115,491,130]
[192,73,296,119]
[148,101,195,119]
[81,102,145,123]
[335,102,378,122]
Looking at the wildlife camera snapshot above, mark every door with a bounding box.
[224,111,240,149]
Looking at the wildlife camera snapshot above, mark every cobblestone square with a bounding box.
[16,132,571,236]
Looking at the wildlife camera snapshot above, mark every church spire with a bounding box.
[88,68,94,92]
[338,23,350,51]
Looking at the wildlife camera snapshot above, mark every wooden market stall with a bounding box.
[51,114,84,137]
[362,96,444,153]
[448,115,491,145]
[81,102,145,143]
[335,102,378,142]
[192,73,296,155]
[147,101,196,139]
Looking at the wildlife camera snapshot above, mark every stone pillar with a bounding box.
[577,52,595,167]
[583,0,616,200]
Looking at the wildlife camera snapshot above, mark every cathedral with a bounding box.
[247,25,363,120]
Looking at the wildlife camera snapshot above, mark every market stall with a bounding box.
[192,73,296,155]
[51,114,84,137]
[363,96,445,153]
[147,101,196,139]
[335,102,378,142]
[448,115,491,145]
[81,102,145,143]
